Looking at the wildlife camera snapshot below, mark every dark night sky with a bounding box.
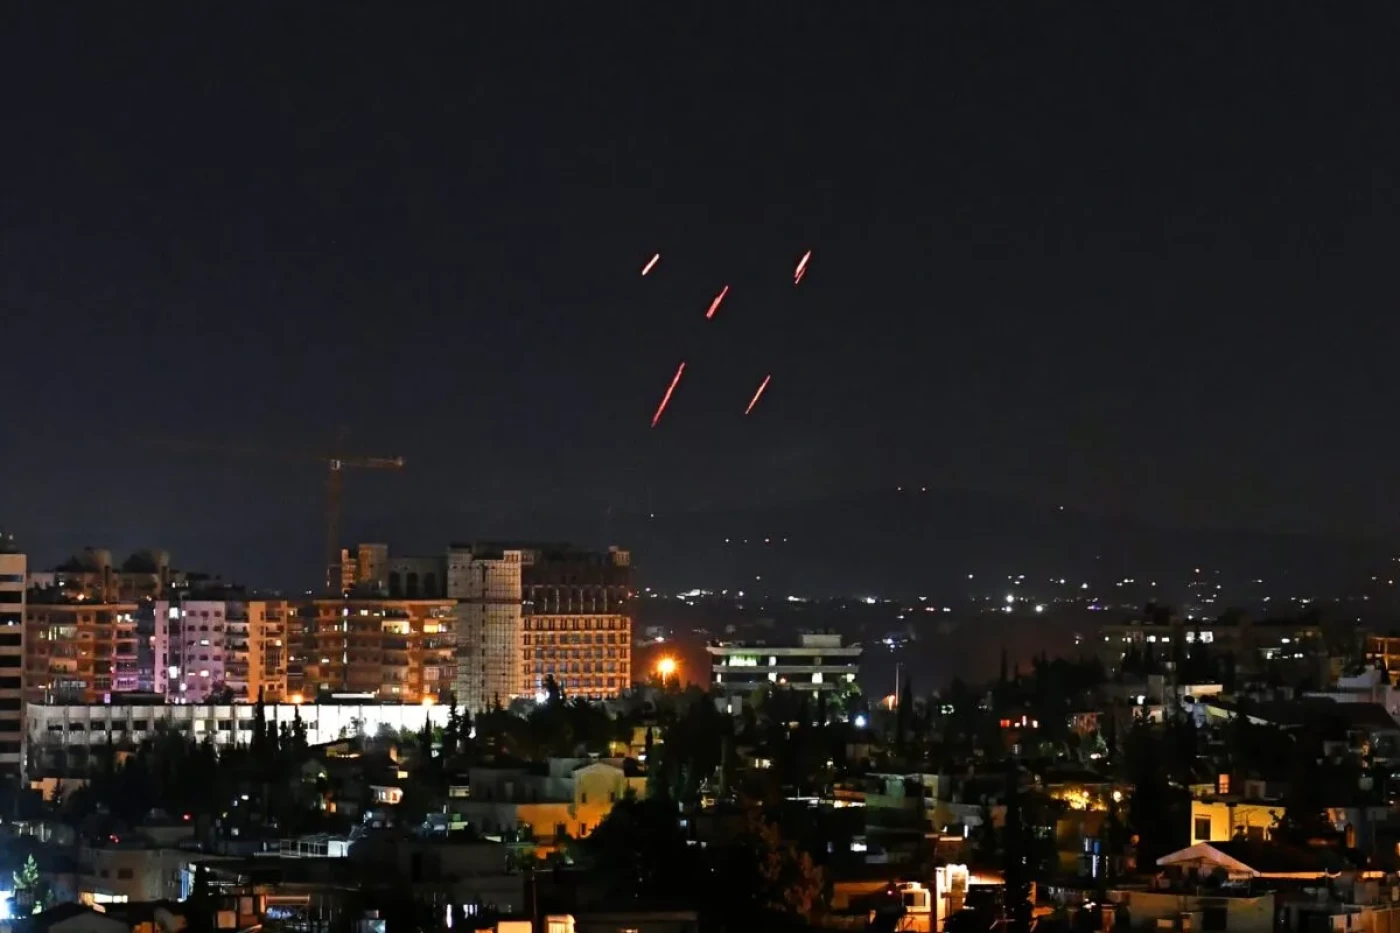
[5,4,1400,587]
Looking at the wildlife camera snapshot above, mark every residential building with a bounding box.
[451,544,632,711]
[450,545,527,710]
[25,591,139,703]
[707,632,862,696]
[30,548,184,602]
[337,543,390,595]
[388,555,448,599]
[77,838,187,905]
[0,549,25,778]
[152,594,297,703]
[456,758,645,843]
[302,597,454,703]
[521,546,632,701]
[1097,614,1323,674]
[1190,799,1283,844]
[246,599,293,702]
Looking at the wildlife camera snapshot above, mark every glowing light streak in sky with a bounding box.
[641,253,661,276]
[705,285,730,320]
[793,249,811,285]
[650,362,686,427]
[744,374,772,415]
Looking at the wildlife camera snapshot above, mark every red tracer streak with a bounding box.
[641,253,660,276]
[650,362,687,428]
[744,374,772,415]
[793,249,811,284]
[705,285,730,319]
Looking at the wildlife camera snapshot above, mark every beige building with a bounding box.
[303,597,454,703]
[451,544,632,711]
[0,550,24,778]
[451,546,527,710]
[457,758,645,844]
[26,592,139,703]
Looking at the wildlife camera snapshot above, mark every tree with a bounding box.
[708,810,825,929]
[1126,724,1186,870]
[578,795,694,905]
[13,854,40,915]
[1001,767,1033,933]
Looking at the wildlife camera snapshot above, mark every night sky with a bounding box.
[5,4,1400,588]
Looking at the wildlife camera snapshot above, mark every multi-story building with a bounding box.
[246,599,294,702]
[29,548,184,602]
[450,545,528,710]
[521,547,632,701]
[27,702,452,770]
[1097,614,1324,674]
[389,554,447,598]
[152,593,296,703]
[337,543,390,595]
[25,591,139,704]
[450,544,632,711]
[0,548,25,778]
[706,632,862,697]
[302,597,454,703]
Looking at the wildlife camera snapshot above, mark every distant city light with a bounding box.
[1034,604,1045,614]
[1004,594,1015,604]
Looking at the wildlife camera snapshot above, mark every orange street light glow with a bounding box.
[656,656,677,678]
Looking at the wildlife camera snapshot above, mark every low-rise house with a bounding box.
[457,758,643,844]
[77,837,187,905]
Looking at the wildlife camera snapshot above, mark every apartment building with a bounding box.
[25,591,139,703]
[450,545,528,711]
[0,549,25,778]
[337,543,390,595]
[522,547,632,701]
[302,597,454,703]
[152,594,296,703]
[29,547,184,602]
[451,544,632,711]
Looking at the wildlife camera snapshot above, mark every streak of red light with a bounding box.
[641,253,661,276]
[650,362,687,428]
[705,285,730,320]
[793,249,811,284]
[744,374,772,415]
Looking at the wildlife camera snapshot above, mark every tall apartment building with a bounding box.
[451,544,632,711]
[302,597,454,703]
[0,550,25,778]
[522,547,632,701]
[152,593,296,703]
[337,543,390,595]
[450,546,528,711]
[25,591,139,703]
